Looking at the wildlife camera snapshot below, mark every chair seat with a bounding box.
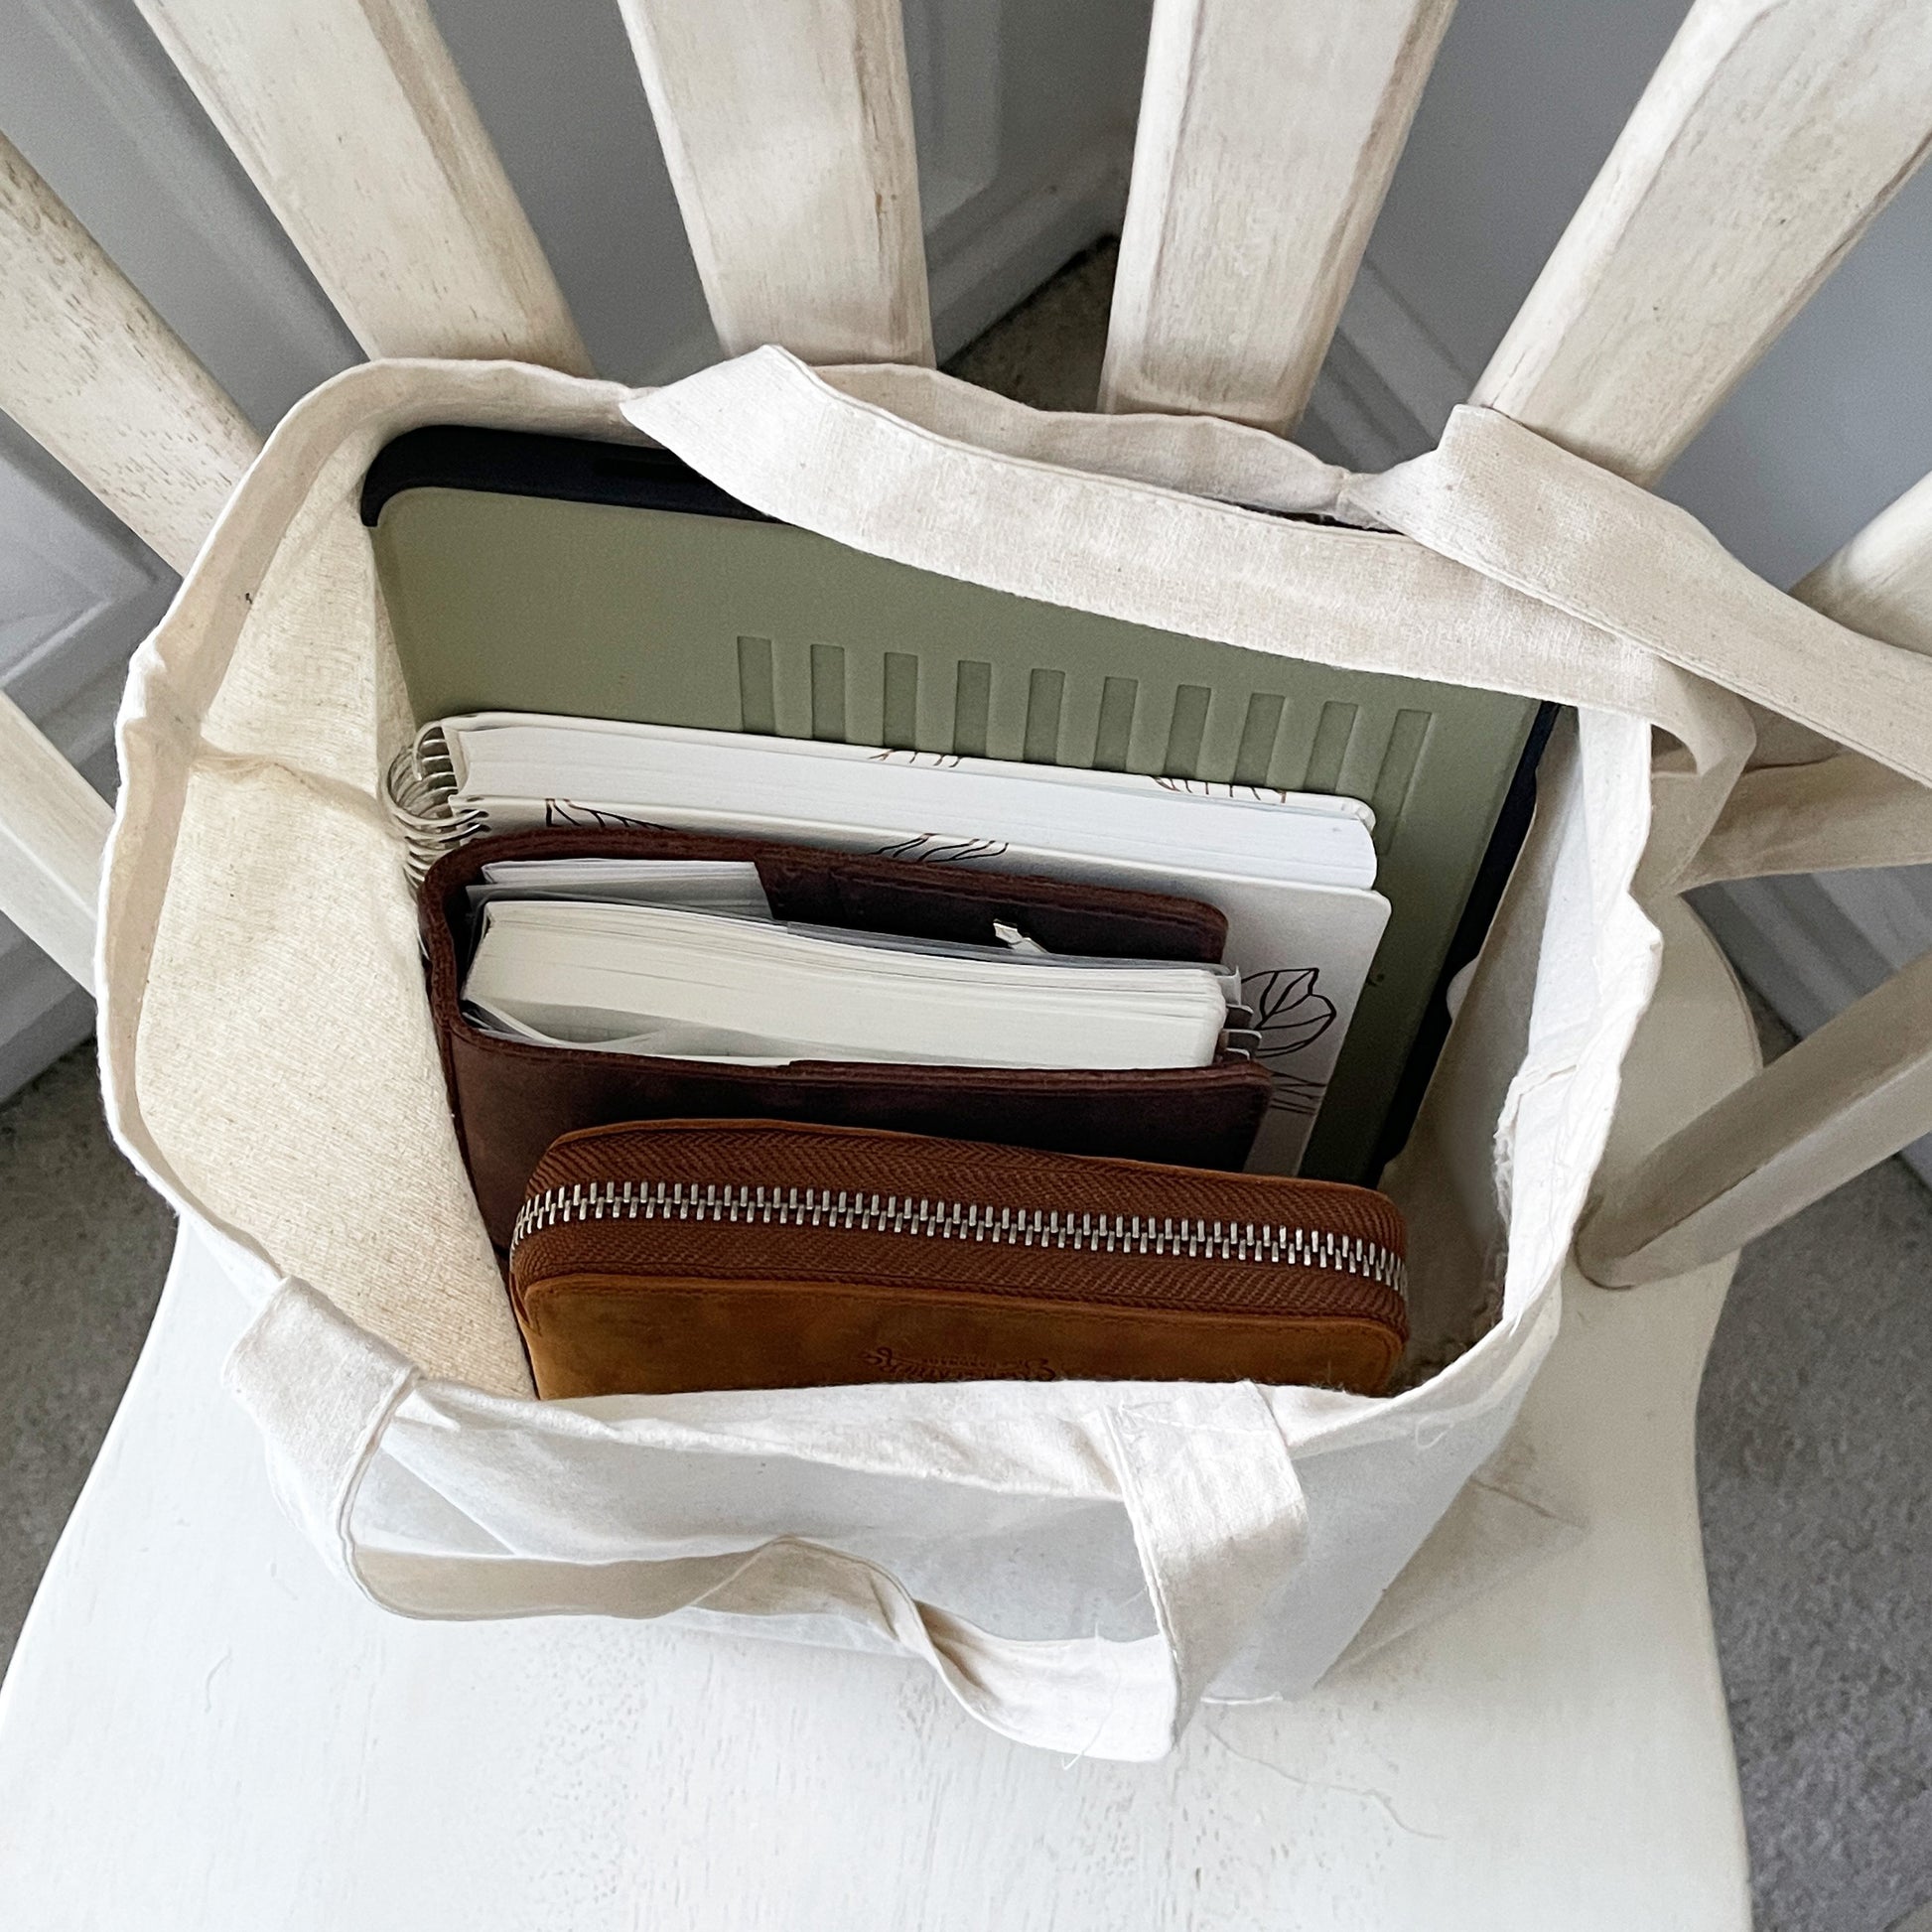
[0,898,1754,1931]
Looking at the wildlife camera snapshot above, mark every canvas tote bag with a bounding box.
[96,346,1932,1761]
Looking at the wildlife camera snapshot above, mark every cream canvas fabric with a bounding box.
[97,349,1932,1759]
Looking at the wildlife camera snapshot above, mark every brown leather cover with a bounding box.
[511,1120,1408,1398]
[421,828,1275,1250]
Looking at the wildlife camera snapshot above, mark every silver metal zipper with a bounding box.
[511,1177,1406,1295]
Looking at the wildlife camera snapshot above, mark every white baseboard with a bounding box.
[1300,258,1469,468]
[639,139,1132,388]
[924,141,1131,361]
[0,944,92,1097]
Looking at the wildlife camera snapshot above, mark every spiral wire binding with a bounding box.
[386,724,487,882]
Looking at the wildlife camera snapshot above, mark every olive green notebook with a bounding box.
[366,428,1541,1180]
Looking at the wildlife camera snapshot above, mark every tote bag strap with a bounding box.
[624,350,1752,784]
[226,1279,1310,1761]
[628,350,1932,796]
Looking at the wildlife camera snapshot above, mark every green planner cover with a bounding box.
[371,472,1538,1182]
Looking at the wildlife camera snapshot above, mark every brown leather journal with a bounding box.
[421,828,1276,1250]
[511,1120,1409,1398]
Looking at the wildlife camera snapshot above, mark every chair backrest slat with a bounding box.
[131,0,590,370]
[1796,471,1932,655]
[0,692,110,992]
[0,131,253,990]
[619,0,932,365]
[1580,937,1932,1285]
[0,132,260,575]
[1099,0,1454,432]
[1472,0,1932,484]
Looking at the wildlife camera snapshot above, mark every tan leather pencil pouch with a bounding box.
[509,1119,1408,1399]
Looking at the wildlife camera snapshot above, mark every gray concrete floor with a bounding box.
[3,249,1929,1932]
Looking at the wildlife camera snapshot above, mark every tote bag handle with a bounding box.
[626,347,1932,802]
[225,1277,1310,1761]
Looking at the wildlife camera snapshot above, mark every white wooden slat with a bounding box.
[616,0,932,365]
[130,0,590,371]
[0,692,111,992]
[0,130,259,575]
[1578,940,1932,1286]
[1099,0,1456,431]
[0,130,248,991]
[1796,467,1932,654]
[1473,0,1932,484]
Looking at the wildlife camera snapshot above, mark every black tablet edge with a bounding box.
[359,424,774,529]
[1368,699,1561,1180]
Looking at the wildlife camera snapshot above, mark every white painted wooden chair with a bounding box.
[2,2,1929,1923]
